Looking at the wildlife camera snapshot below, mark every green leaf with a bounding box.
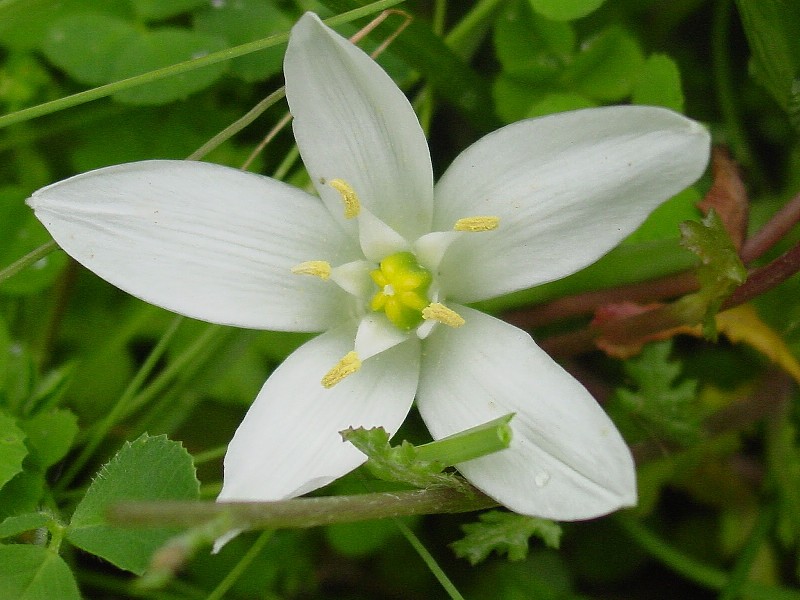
[131,0,208,21]
[0,471,46,520]
[736,0,800,126]
[565,26,645,101]
[193,0,293,82]
[609,341,701,446]
[110,29,228,106]
[624,188,702,244]
[0,316,8,392]
[41,14,139,85]
[495,1,574,80]
[66,433,200,574]
[0,545,81,600]
[679,210,747,338]
[525,91,596,118]
[451,510,562,565]
[19,409,78,469]
[0,0,130,51]
[632,53,685,112]
[529,0,605,21]
[0,411,27,490]
[0,512,51,539]
[341,427,463,490]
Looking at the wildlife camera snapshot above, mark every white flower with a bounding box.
[28,13,710,520]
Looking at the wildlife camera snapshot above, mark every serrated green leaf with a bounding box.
[679,210,747,338]
[0,512,51,539]
[19,409,78,469]
[0,411,27,490]
[565,26,644,101]
[193,0,292,82]
[341,427,463,490]
[451,510,562,565]
[632,53,684,112]
[41,14,139,85]
[0,545,81,600]
[66,433,199,574]
[131,0,208,21]
[609,341,701,446]
[529,0,605,21]
[110,29,228,106]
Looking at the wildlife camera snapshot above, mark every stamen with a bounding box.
[453,216,500,232]
[329,179,361,219]
[422,303,465,328]
[321,351,362,388]
[291,260,331,280]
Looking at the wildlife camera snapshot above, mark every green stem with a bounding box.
[0,0,405,130]
[718,504,776,600]
[57,315,185,491]
[205,530,274,600]
[711,0,758,178]
[445,0,506,58]
[415,414,514,465]
[109,486,498,529]
[187,87,286,161]
[393,518,466,600]
[193,444,228,466]
[618,514,800,600]
[0,240,58,285]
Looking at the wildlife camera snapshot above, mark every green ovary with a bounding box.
[369,251,432,330]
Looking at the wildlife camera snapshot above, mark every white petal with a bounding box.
[219,324,420,502]
[355,314,410,360]
[284,13,434,241]
[417,306,636,520]
[357,208,409,262]
[28,160,360,331]
[433,106,711,302]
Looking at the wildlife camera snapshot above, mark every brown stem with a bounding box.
[741,190,800,263]
[109,486,497,529]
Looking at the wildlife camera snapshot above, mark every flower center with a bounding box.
[369,251,432,331]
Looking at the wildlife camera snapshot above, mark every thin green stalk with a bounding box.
[0,0,405,130]
[187,87,286,161]
[445,0,506,58]
[393,518,465,600]
[718,504,776,600]
[0,240,57,285]
[193,444,228,465]
[271,145,301,181]
[57,315,185,491]
[124,324,225,419]
[618,514,800,600]
[205,530,274,600]
[711,0,760,181]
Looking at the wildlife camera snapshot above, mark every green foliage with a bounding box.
[0,411,27,489]
[679,210,748,338]
[632,54,685,112]
[0,545,81,600]
[529,0,605,21]
[609,341,701,446]
[65,434,200,575]
[451,510,562,565]
[341,426,463,489]
[0,512,52,540]
[736,0,800,128]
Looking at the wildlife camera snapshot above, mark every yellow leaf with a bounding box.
[716,304,800,385]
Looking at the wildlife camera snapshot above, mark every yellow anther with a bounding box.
[453,216,500,232]
[422,303,465,328]
[321,351,362,388]
[329,178,361,219]
[291,260,331,280]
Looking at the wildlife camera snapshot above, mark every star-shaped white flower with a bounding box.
[28,13,710,520]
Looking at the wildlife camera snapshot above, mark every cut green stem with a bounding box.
[415,414,514,466]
